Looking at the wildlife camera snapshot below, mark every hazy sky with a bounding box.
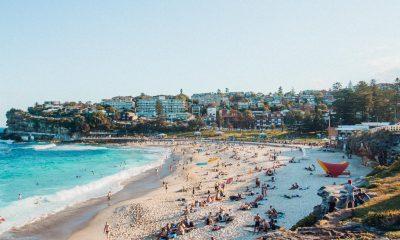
[1,1,400,126]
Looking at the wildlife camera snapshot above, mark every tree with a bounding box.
[332,82,342,92]
[278,86,283,96]
[155,100,164,119]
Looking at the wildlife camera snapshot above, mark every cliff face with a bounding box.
[6,109,72,134]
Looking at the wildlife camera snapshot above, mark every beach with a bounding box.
[58,141,371,240]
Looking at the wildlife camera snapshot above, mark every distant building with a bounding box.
[191,93,223,106]
[136,96,188,120]
[120,112,138,121]
[101,96,135,111]
[237,102,250,110]
[191,104,202,115]
[207,107,217,118]
[299,93,316,105]
[336,122,391,136]
[43,101,61,107]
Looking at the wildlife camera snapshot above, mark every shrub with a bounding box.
[363,210,400,231]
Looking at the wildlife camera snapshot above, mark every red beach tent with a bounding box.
[317,160,349,177]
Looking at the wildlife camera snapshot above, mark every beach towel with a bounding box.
[226,177,233,184]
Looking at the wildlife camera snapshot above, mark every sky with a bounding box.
[1,1,400,126]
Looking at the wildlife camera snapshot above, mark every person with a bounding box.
[165,182,168,193]
[344,179,356,208]
[104,222,111,240]
[261,183,267,197]
[355,189,370,206]
[254,213,261,233]
[290,183,299,190]
[107,191,112,201]
[255,178,260,188]
[18,193,22,200]
[206,212,214,225]
[328,196,338,212]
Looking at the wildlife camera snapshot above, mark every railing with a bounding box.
[369,124,400,133]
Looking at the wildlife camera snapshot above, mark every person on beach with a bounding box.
[344,179,357,208]
[18,193,22,200]
[254,213,261,233]
[107,191,112,201]
[164,182,168,193]
[103,222,111,239]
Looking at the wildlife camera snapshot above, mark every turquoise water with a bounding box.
[0,141,168,234]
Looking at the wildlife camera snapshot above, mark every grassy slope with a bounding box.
[354,159,400,237]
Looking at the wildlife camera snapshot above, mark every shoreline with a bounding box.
[2,141,371,240]
[1,143,177,240]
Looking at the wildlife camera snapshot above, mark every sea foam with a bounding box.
[0,147,170,235]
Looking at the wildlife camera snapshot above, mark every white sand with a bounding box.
[68,142,371,240]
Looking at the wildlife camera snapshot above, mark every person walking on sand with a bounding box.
[165,182,168,193]
[104,222,111,239]
[107,191,112,201]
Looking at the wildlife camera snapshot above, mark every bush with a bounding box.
[363,210,400,231]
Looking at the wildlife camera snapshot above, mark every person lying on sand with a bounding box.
[304,164,315,171]
[239,203,252,210]
[283,194,301,199]
[289,182,299,190]
[229,193,244,201]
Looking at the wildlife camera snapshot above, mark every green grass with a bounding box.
[385,231,400,239]
[290,213,318,230]
[353,158,400,232]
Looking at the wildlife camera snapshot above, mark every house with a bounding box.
[120,112,138,121]
[237,102,250,110]
[191,104,202,115]
[101,96,135,111]
[191,93,223,106]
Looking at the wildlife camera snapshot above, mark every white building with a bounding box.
[207,107,217,117]
[101,96,135,111]
[237,102,250,110]
[136,96,188,120]
[191,93,223,106]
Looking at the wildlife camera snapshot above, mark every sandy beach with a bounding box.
[59,141,371,240]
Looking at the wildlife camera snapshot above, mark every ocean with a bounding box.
[0,141,169,235]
